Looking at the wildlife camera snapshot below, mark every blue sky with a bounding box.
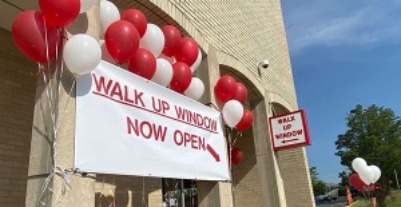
[281,1,401,182]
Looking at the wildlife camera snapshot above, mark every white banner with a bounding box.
[75,61,230,181]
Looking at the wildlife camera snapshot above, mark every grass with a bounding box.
[352,191,401,207]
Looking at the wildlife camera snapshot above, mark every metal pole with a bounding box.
[395,169,400,189]
[181,180,185,207]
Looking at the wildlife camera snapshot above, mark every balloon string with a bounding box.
[55,77,76,134]
[226,127,236,207]
[37,26,74,206]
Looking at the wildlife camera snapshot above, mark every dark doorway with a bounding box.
[162,179,198,207]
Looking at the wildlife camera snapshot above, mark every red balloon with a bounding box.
[176,37,199,66]
[170,62,192,93]
[236,110,254,131]
[128,48,156,80]
[12,10,60,63]
[214,75,237,103]
[39,0,80,27]
[231,147,243,166]
[161,25,182,57]
[105,20,140,64]
[234,83,248,103]
[121,9,148,38]
[349,173,367,191]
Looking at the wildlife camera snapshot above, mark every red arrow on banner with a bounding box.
[282,138,299,144]
[206,144,220,162]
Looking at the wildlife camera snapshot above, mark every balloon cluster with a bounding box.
[12,0,101,74]
[100,0,204,100]
[349,157,381,191]
[215,75,253,131]
[11,0,205,101]
[214,75,254,166]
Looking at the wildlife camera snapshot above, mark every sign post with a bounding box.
[269,110,311,151]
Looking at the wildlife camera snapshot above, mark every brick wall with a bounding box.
[0,28,36,206]
[110,1,314,206]
[0,0,312,206]
[95,175,161,207]
[277,148,315,207]
[233,129,263,207]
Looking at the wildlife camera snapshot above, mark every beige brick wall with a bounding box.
[0,0,313,206]
[112,1,314,206]
[0,28,36,206]
[233,129,263,207]
[277,148,315,207]
[150,0,297,109]
[95,175,162,207]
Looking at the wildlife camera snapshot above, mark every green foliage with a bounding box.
[338,186,347,196]
[335,104,401,206]
[310,167,327,195]
[338,171,349,187]
[352,191,401,207]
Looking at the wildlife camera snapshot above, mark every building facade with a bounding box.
[0,0,315,206]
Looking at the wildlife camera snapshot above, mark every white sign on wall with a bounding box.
[269,110,311,151]
[75,61,230,181]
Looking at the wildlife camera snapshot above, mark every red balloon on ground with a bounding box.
[39,0,80,27]
[236,109,254,131]
[121,9,148,37]
[231,147,243,166]
[128,48,156,80]
[170,62,192,93]
[105,20,140,64]
[12,10,60,63]
[234,82,248,103]
[161,25,182,57]
[214,75,237,103]
[349,173,367,191]
[176,37,198,66]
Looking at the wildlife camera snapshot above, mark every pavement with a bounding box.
[317,197,348,207]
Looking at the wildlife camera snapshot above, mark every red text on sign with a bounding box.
[174,106,217,132]
[173,130,206,151]
[275,129,303,140]
[92,74,145,108]
[127,117,167,142]
[277,115,295,124]
[152,96,170,114]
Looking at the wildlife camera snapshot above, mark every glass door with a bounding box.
[162,179,197,207]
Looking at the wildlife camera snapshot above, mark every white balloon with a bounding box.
[100,0,120,36]
[159,53,176,64]
[359,165,375,185]
[222,100,244,128]
[369,165,381,183]
[184,78,205,100]
[140,24,165,57]
[190,48,202,72]
[63,34,101,75]
[80,0,96,13]
[152,59,173,87]
[99,40,115,63]
[352,157,367,173]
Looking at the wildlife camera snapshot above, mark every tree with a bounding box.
[337,171,350,197]
[338,171,349,187]
[310,167,327,195]
[335,104,401,206]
